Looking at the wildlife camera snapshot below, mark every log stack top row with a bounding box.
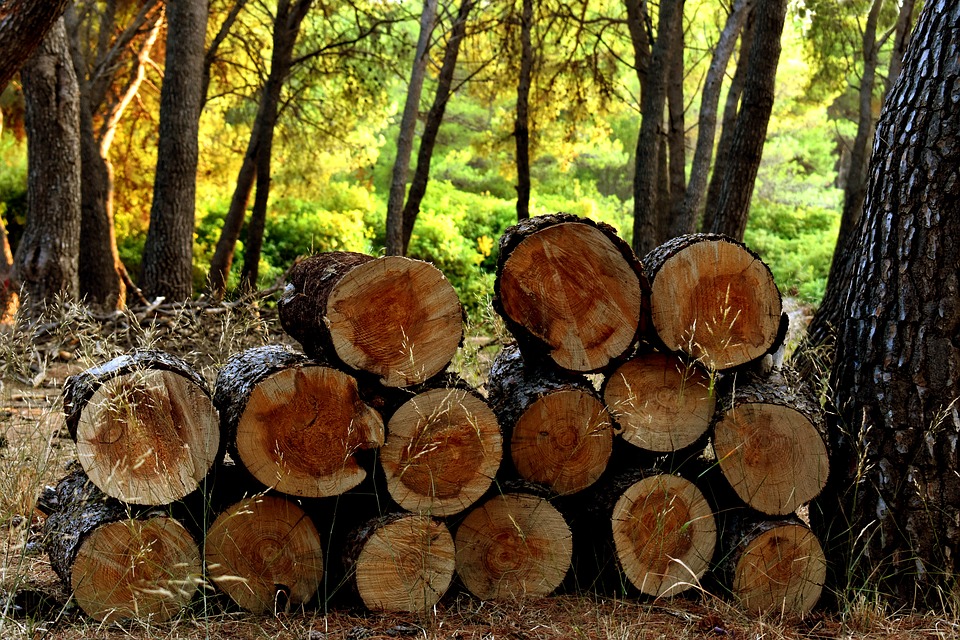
[49,213,826,622]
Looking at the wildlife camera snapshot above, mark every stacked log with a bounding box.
[43,220,829,620]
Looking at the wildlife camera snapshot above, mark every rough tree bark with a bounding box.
[514,0,533,222]
[140,0,208,301]
[0,0,72,91]
[400,0,474,251]
[385,0,438,255]
[631,0,683,258]
[814,0,960,605]
[707,0,787,241]
[664,7,685,238]
[11,17,82,316]
[673,0,751,236]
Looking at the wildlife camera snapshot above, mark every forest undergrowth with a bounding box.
[0,293,953,640]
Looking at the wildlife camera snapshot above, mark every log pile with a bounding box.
[42,219,828,622]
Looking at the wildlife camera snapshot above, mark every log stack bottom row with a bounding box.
[44,215,829,622]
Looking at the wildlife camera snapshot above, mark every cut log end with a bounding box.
[71,517,201,623]
[732,522,826,615]
[235,365,384,497]
[611,474,716,597]
[327,256,463,387]
[714,403,829,516]
[352,515,455,612]
[455,492,572,600]
[604,353,716,452]
[381,388,502,516]
[75,369,220,505]
[205,495,324,614]
[512,389,613,495]
[498,221,644,372]
[650,238,781,371]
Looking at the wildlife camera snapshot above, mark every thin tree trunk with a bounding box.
[239,131,272,292]
[665,8,685,237]
[400,0,474,251]
[515,0,533,222]
[141,0,209,301]
[674,0,751,237]
[385,0,438,255]
[707,0,787,241]
[0,0,72,91]
[884,0,917,96]
[210,0,312,297]
[702,10,754,232]
[624,0,650,97]
[631,0,683,258]
[12,17,82,315]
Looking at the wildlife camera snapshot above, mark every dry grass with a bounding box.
[0,295,953,639]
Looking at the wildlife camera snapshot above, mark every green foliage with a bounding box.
[0,134,27,247]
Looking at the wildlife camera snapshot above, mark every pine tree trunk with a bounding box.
[0,0,72,90]
[454,488,572,599]
[603,352,715,452]
[644,233,783,371]
[12,17,82,315]
[713,368,828,516]
[494,213,648,372]
[212,345,384,497]
[278,252,464,386]
[342,513,455,612]
[204,494,324,614]
[43,466,202,623]
[141,0,208,300]
[62,350,221,505]
[380,384,500,516]
[515,0,533,221]
[486,344,613,495]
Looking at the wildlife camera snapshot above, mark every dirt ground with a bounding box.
[0,298,954,640]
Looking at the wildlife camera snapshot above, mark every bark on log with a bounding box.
[278,252,464,387]
[342,513,455,612]
[712,368,829,516]
[380,385,501,516]
[61,350,221,505]
[486,344,613,495]
[494,213,649,373]
[454,490,572,600]
[43,466,201,622]
[204,494,324,614]
[563,469,715,598]
[643,234,783,371]
[603,352,716,452]
[213,345,384,498]
[721,515,826,615]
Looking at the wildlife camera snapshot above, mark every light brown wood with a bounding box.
[511,389,613,495]
[713,403,829,516]
[611,474,716,597]
[731,521,826,615]
[381,388,501,516]
[350,514,455,612]
[455,492,572,600]
[326,256,463,387]
[75,369,220,505]
[204,495,324,614]
[604,353,716,452]
[71,516,201,623]
[649,237,781,371]
[234,364,383,497]
[499,221,645,371]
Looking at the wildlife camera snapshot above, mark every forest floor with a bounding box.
[0,294,954,640]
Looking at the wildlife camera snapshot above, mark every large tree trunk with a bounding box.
[815,0,960,605]
[514,0,533,222]
[631,0,683,258]
[140,0,208,301]
[674,0,751,236]
[0,0,72,91]
[209,0,312,298]
[12,17,82,316]
[385,0,438,255]
[707,0,787,241]
[400,0,473,249]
